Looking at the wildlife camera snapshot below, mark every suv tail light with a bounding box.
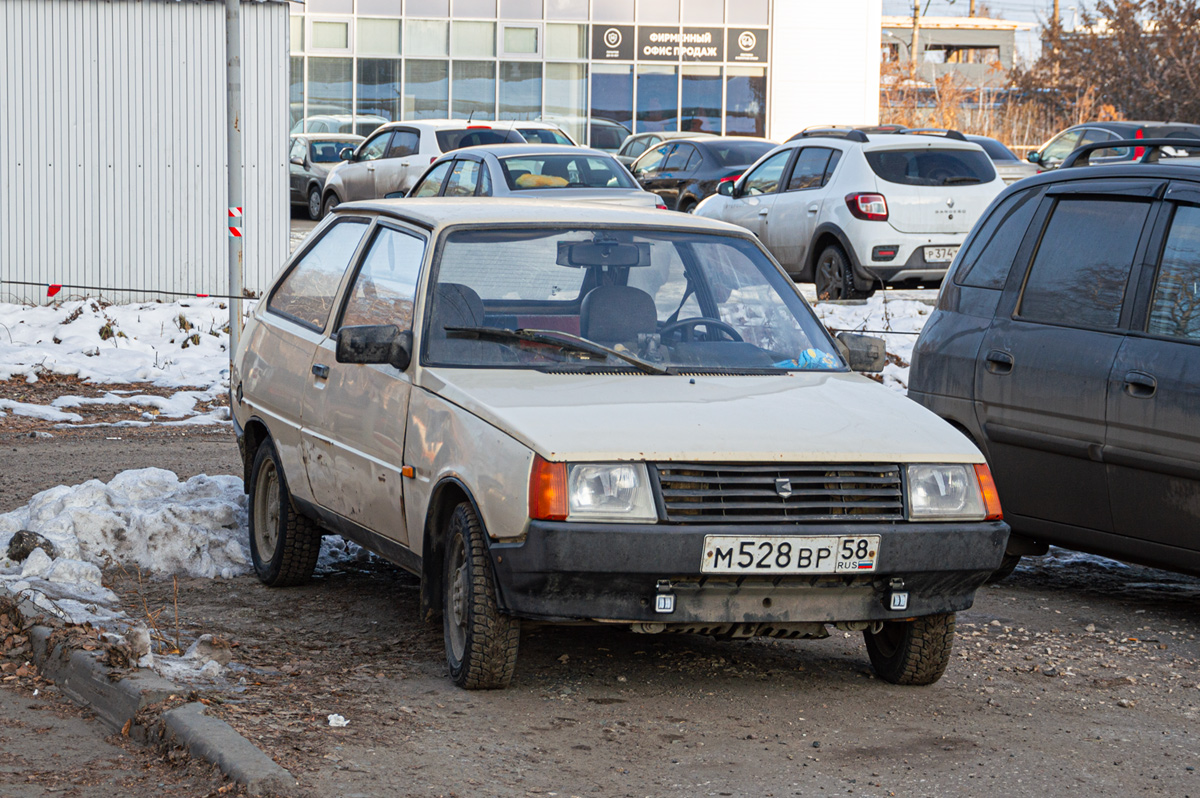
[654,197,668,210]
[845,193,888,221]
[1134,127,1145,160]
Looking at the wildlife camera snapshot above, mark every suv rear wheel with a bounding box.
[864,612,955,685]
[815,244,869,301]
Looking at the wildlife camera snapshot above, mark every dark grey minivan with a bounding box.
[909,139,1200,579]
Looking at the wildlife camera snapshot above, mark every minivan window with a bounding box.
[864,148,996,186]
[954,188,1039,289]
[1018,198,1149,329]
[268,221,370,330]
[1148,204,1200,341]
[339,227,426,331]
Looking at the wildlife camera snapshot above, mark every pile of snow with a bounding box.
[811,294,934,392]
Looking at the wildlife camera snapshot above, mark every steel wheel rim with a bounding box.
[817,253,843,300]
[253,459,281,561]
[447,535,469,661]
[308,190,321,219]
[872,622,904,658]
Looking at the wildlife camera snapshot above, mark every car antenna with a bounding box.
[468,110,475,123]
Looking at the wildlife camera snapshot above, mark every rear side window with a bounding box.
[864,148,996,186]
[268,221,370,330]
[787,147,832,191]
[1148,204,1200,341]
[387,131,419,158]
[435,128,523,151]
[953,188,1039,289]
[709,141,776,167]
[1017,198,1149,329]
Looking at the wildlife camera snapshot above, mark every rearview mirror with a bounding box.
[340,147,355,161]
[290,156,304,166]
[336,325,412,371]
[835,332,886,373]
[717,180,735,197]
[1026,150,1041,164]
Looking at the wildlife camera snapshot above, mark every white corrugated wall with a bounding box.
[0,0,288,305]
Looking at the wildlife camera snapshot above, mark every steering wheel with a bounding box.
[659,317,743,344]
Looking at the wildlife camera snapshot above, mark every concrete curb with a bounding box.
[26,623,297,796]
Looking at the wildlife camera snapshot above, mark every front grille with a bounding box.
[655,463,904,524]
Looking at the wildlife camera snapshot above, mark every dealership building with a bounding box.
[288,0,882,146]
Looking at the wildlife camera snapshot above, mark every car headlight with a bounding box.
[905,464,987,521]
[528,456,657,523]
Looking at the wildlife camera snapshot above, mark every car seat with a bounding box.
[427,282,489,362]
[579,286,658,347]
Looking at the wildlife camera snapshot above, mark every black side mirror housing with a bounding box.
[717,180,735,197]
[336,325,413,371]
[835,332,886,373]
[1026,150,1041,164]
[340,147,355,161]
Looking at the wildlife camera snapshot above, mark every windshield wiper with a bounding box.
[943,176,982,185]
[443,326,669,375]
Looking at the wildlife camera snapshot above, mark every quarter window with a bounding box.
[268,221,370,330]
[1018,198,1149,329]
[787,147,832,191]
[339,227,427,332]
[740,149,791,196]
[664,144,694,172]
[1148,204,1200,341]
[954,188,1039,289]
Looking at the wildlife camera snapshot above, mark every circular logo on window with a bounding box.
[738,31,757,51]
[604,27,623,49]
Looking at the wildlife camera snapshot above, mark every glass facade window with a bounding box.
[308,0,352,13]
[307,56,354,123]
[453,0,497,16]
[545,23,585,59]
[452,61,497,119]
[312,20,350,50]
[358,19,401,54]
[289,57,305,129]
[408,0,450,15]
[545,62,587,141]
[636,65,678,134]
[591,63,633,134]
[406,59,450,118]
[684,0,724,23]
[725,66,766,136]
[545,0,588,20]
[452,21,496,56]
[406,19,449,56]
[501,0,543,18]
[726,0,768,25]
[637,0,679,24]
[290,16,304,52]
[681,65,722,133]
[502,25,540,55]
[358,0,402,14]
[357,58,403,121]
[592,0,634,22]
[499,61,542,119]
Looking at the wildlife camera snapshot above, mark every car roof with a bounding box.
[378,119,510,131]
[334,197,753,235]
[793,132,984,152]
[291,132,365,141]
[991,160,1200,192]
[447,144,613,159]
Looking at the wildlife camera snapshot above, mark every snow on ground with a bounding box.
[810,292,936,392]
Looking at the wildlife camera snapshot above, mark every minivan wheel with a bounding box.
[307,187,323,220]
[321,193,339,219]
[815,244,868,301]
[248,440,322,587]
[864,612,955,685]
[442,502,520,689]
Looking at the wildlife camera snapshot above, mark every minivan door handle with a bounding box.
[1123,370,1157,398]
[985,350,1014,374]
[311,363,330,379]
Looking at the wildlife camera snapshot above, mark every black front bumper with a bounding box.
[488,520,1009,624]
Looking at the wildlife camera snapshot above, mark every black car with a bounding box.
[289,133,364,220]
[1028,121,1200,169]
[908,137,1200,580]
[629,137,777,213]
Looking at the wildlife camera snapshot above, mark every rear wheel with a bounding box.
[321,193,340,219]
[864,612,955,685]
[248,440,322,587]
[443,502,520,689]
[814,244,869,301]
[307,187,323,220]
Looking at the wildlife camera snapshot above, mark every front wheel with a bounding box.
[321,193,340,219]
[443,502,520,689]
[864,612,955,685]
[814,244,869,301]
[307,187,323,220]
[678,198,697,214]
[248,440,322,587]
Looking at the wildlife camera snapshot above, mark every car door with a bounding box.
[654,143,697,210]
[341,130,393,201]
[722,148,795,241]
[377,128,421,196]
[631,142,673,198]
[301,222,428,544]
[289,139,308,202]
[765,146,837,270]
[975,185,1157,539]
[1105,190,1200,560]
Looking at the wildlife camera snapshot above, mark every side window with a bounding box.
[633,143,672,177]
[787,147,832,191]
[290,139,306,161]
[445,160,481,196]
[741,149,792,196]
[683,147,703,171]
[953,188,1040,289]
[268,221,370,330]
[358,131,391,162]
[1017,198,1150,329]
[1147,204,1200,341]
[822,150,842,185]
[339,227,427,332]
[1080,128,1126,160]
[387,130,419,158]
[623,137,650,159]
[664,144,695,172]
[1039,129,1082,164]
[411,161,453,197]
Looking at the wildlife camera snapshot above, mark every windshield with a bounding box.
[709,141,776,167]
[498,155,636,190]
[310,140,360,162]
[865,147,996,186]
[424,227,843,373]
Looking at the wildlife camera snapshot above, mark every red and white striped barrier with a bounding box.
[228,206,243,238]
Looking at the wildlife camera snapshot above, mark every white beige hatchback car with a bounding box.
[232,199,1008,689]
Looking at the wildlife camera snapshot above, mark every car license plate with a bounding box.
[924,246,959,263]
[701,535,881,575]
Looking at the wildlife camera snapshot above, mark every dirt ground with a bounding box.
[3,425,1199,798]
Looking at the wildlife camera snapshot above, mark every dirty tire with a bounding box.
[443,502,520,689]
[986,553,1022,584]
[864,612,955,686]
[678,198,697,214]
[814,244,868,301]
[321,193,340,219]
[307,187,323,221]
[248,440,322,587]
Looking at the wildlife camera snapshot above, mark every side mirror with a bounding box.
[340,147,355,161]
[336,325,413,371]
[290,156,305,166]
[835,332,886,373]
[1026,150,1041,164]
[717,180,735,197]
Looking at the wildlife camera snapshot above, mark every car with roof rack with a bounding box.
[909,137,1200,581]
[694,127,1007,299]
[231,198,1009,689]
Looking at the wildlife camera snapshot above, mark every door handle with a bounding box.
[985,350,1013,374]
[367,165,375,172]
[1123,370,1157,398]
[808,204,820,214]
[311,363,330,379]
[758,208,770,216]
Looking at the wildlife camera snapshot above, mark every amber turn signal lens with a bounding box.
[974,463,1003,521]
[529,455,568,521]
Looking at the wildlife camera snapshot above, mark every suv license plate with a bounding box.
[701,535,881,575]
[924,246,959,263]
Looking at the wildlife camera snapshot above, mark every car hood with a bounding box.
[418,368,983,463]
[512,189,659,208]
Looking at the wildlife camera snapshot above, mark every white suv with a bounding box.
[695,130,1006,299]
[320,120,525,217]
